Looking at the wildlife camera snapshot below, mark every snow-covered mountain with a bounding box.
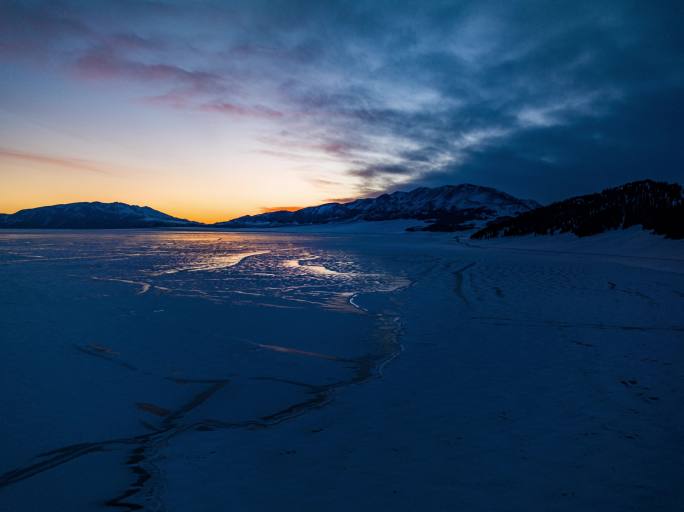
[0,202,200,229]
[216,184,540,229]
[472,180,684,240]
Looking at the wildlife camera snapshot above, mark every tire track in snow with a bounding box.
[454,262,476,304]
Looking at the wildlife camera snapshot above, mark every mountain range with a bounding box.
[216,184,539,229]
[0,184,538,230]
[1,181,681,238]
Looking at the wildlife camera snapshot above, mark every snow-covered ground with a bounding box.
[0,228,682,511]
[214,218,432,234]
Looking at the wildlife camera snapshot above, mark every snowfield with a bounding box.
[0,227,682,511]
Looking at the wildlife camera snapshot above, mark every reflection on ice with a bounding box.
[152,250,270,274]
[283,257,343,276]
[0,231,412,312]
[0,230,408,509]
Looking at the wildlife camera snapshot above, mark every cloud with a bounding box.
[103,33,167,52]
[430,84,684,202]
[73,49,225,94]
[199,101,283,119]
[308,178,343,188]
[348,164,412,180]
[1,0,683,201]
[0,147,112,175]
[0,4,92,61]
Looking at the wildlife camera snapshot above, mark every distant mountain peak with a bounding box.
[0,201,199,229]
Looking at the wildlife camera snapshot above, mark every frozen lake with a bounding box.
[0,229,682,511]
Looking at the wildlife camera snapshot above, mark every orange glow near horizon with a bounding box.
[0,196,248,224]
[0,191,314,224]
[0,149,356,223]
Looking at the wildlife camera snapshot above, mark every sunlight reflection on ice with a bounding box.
[0,231,411,311]
[152,250,270,275]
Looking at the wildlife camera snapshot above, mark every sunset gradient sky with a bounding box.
[1,1,682,222]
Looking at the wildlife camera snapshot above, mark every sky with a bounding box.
[1,0,683,222]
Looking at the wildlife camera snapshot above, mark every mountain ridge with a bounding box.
[215,184,540,228]
[471,180,684,240]
[0,201,200,229]
[2,181,681,236]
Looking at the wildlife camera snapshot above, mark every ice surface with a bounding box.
[0,228,682,511]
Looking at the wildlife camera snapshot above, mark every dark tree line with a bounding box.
[472,180,684,240]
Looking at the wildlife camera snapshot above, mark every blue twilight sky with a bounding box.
[1,0,683,221]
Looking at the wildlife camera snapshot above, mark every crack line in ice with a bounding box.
[0,311,404,510]
[92,277,152,295]
[254,342,354,362]
[454,262,476,304]
[74,343,138,371]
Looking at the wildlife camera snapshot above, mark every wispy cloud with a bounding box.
[0,148,112,175]
[73,49,225,94]
[0,3,91,58]
[199,101,283,119]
